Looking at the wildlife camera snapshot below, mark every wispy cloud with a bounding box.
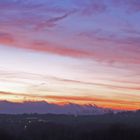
[0,0,140,66]
[0,91,140,110]
[0,0,140,110]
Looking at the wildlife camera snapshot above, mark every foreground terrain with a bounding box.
[0,111,140,140]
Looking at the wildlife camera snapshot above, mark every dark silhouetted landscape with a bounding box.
[0,110,140,140]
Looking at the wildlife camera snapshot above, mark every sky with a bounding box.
[0,0,140,110]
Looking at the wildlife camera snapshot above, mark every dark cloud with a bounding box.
[0,100,113,114]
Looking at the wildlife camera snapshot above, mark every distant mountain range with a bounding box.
[0,100,121,115]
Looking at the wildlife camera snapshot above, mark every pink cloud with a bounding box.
[77,30,140,65]
[31,41,92,58]
[0,0,139,67]
[0,32,15,45]
[0,31,140,66]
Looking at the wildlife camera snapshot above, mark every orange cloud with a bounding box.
[0,91,140,111]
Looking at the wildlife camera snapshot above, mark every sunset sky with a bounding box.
[0,0,140,110]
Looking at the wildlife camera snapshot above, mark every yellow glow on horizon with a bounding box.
[0,89,140,111]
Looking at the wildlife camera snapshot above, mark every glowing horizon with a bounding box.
[0,0,140,111]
